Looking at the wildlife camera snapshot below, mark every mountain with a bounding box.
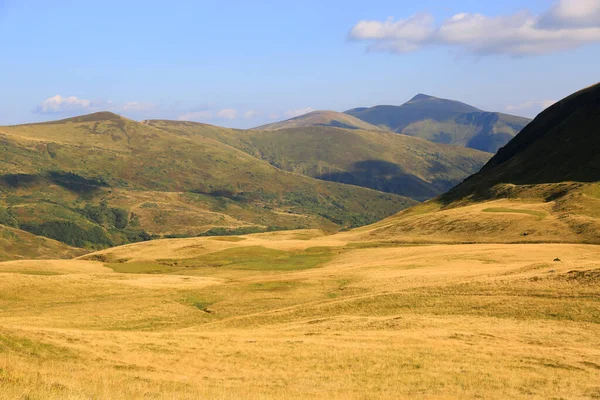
[0,112,416,257]
[150,121,491,201]
[345,94,532,153]
[349,83,600,244]
[254,110,383,131]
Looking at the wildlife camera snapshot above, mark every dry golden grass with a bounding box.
[1,233,599,399]
[344,184,600,244]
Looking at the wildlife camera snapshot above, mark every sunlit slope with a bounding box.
[346,94,531,152]
[254,110,384,131]
[0,112,415,256]
[149,120,491,201]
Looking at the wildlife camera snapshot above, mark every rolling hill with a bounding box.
[345,94,532,153]
[351,83,600,244]
[150,120,491,201]
[254,110,383,131]
[0,112,416,257]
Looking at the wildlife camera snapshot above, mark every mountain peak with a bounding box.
[410,94,436,102]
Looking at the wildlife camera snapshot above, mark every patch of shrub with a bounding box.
[77,201,129,229]
[197,226,288,237]
[0,207,18,227]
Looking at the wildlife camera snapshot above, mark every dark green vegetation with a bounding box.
[445,82,600,202]
[345,94,531,153]
[151,121,491,201]
[0,113,416,258]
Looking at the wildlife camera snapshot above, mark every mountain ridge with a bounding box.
[344,94,531,153]
[254,110,383,131]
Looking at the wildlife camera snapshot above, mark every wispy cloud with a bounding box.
[284,107,315,118]
[178,110,213,121]
[216,109,238,120]
[506,100,556,115]
[506,100,556,112]
[34,95,160,117]
[350,0,600,56]
[243,110,259,119]
[35,95,94,113]
[122,101,156,112]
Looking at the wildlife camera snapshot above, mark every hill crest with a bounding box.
[254,110,383,131]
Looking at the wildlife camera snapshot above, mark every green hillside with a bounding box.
[254,110,383,131]
[345,94,531,153]
[0,113,416,257]
[150,120,491,201]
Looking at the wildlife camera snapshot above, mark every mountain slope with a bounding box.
[345,94,531,153]
[348,83,600,244]
[254,110,383,131]
[0,113,416,256]
[147,121,491,201]
[446,83,600,196]
[0,224,85,261]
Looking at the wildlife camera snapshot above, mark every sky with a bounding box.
[0,0,599,128]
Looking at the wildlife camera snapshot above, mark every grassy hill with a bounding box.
[352,83,600,244]
[149,121,491,201]
[254,110,383,131]
[345,94,531,153]
[0,113,416,257]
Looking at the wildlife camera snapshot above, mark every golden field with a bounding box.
[0,217,599,399]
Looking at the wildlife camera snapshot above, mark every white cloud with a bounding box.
[216,109,238,119]
[122,101,155,112]
[35,95,93,113]
[349,0,600,56]
[243,110,259,119]
[178,111,213,121]
[284,107,315,118]
[268,113,280,120]
[539,0,600,28]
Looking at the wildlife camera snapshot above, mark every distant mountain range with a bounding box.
[258,94,532,153]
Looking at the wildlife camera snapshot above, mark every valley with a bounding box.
[0,80,598,399]
[0,233,598,399]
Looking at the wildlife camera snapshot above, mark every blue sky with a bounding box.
[0,0,599,128]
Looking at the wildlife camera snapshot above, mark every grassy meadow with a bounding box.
[0,228,598,399]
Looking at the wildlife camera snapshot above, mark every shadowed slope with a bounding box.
[446,82,600,198]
